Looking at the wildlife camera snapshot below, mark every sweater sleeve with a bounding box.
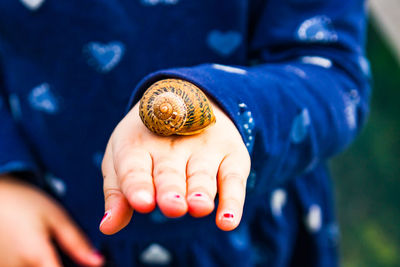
[128,0,370,192]
[0,64,41,183]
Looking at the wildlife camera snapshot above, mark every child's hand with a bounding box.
[0,176,104,267]
[100,100,251,234]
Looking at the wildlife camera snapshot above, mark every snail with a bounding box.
[139,79,216,136]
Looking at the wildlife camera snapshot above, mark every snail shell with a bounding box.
[139,79,216,136]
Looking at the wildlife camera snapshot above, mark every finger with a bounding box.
[112,142,156,213]
[186,151,221,218]
[216,151,251,231]
[101,143,134,235]
[45,201,105,266]
[153,153,188,218]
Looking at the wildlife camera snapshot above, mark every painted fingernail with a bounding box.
[221,212,235,222]
[132,190,153,205]
[99,210,111,228]
[188,192,210,202]
[90,250,105,265]
[163,192,185,203]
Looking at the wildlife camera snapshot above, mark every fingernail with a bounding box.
[163,192,185,203]
[99,210,111,228]
[221,212,235,222]
[90,250,105,264]
[188,192,210,202]
[132,190,153,205]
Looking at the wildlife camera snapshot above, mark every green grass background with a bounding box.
[332,22,400,267]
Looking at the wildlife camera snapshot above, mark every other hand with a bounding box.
[0,176,104,267]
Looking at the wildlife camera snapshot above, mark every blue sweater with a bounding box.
[0,0,370,266]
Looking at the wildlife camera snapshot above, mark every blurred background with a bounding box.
[332,1,400,266]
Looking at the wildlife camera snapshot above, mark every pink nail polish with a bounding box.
[223,213,234,219]
[99,210,111,227]
[90,250,105,264]
[187,192,210,203]
[93,250,104,258]
[221,212,235,222]
[162,192,184,203]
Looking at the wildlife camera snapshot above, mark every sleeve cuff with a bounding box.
[128,63,260,155]
[0,111,42,184]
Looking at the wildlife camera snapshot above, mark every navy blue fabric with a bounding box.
[0,0,370,266]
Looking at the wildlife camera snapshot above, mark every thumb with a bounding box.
[46,202,104,267]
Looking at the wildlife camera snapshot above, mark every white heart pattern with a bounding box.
[207,30,242,57]
[271,189,287,217]
[141,0,179,6]
[305,204,322,233]
[290,108,311,144]
[20,0,45,11]
[8,94,22,121]
[45,173,67,196]
[212,64,247,75]
[140,244,172,265]
[28,83,59,114]
[297,15,338,43]
[84,41,125,73]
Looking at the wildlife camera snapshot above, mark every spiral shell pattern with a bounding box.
[139,79,216,136]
